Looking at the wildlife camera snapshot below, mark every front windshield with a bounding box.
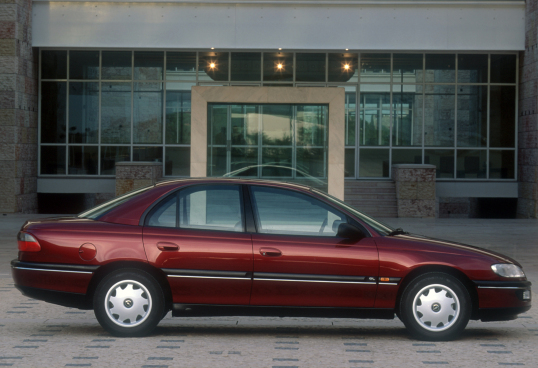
[313,189,394,235]
[78,186,152,220]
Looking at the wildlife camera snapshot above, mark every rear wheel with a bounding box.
[399,273,471,341]
[93,270,165,337]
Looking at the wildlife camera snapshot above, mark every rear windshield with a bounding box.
[78,187,152,220]
[312,189,394,236]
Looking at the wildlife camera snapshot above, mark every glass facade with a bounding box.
[39,50,517,181]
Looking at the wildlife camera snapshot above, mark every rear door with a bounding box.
[248,185,379,308]
[143,184,253,305]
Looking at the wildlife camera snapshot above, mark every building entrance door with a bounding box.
[207,103,329,190]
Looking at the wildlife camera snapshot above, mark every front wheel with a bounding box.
[93,270,165,337]
[399,273,471,341]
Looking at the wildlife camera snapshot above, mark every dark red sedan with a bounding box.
[12,179,531,340]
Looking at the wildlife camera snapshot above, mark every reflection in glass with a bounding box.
[133,146,162,162]
[166,52,196,81]
[263,52,293,82]
[231,53,261,81]
[42,50,67,79]
[230,147,258,174]
[457,150,486,178]
[199,52,229,82]
[165,147,190,176]
[41,82,67,143]
[393,54,423,83]
[328,53,358,83]
[490,86,516,148]
[491,54,517,84]
[345,91,356,146]
[457,85,487,147]
[134,83,163,144]
[392,149,422,165]
[209,147,227,176]
[297,148,325,177]
[425,54,455,83]
[425,149,454,178]
[69,82,99,143]
[360,54,390,82]
[100,146,130,175]
[392,85,423,146]
[68,146,98,175]
[134,51,163,80]
[102,51,132,80]
[262,148,292,175]
[101,83,131,144]
[359,149,389,177]
[296,105,327,147]
[231,105,259,145]
[41,146,66,175]
[360,90,390,146]
[166,86,192,145]
[489,150,515,179]
[262,105,292,146]
[345,148,355,177]
[209,105,228,145]
[458,54,487,83]
[69,51,99,80]
[296,53,326,82]
[424,85,455,147]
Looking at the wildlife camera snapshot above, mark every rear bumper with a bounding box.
[15,284,91,309]
[11,259,97,308]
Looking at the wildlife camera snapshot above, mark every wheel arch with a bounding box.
[86,261,173,312]
[395,265,479,320]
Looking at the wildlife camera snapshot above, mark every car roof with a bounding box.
[155,177,316,192]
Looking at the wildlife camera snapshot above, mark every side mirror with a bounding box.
[337,223,365,240]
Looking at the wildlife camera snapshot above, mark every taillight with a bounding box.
[17,232,41,252]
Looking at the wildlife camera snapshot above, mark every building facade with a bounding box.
[1,0,536,218]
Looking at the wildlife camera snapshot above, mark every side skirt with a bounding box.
[172,304,395,319]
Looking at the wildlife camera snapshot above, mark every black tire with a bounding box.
[93,269,165,337]
[399,273,471,341]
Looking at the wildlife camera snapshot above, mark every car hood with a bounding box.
[385,233,522,267]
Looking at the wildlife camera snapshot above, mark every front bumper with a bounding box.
[474,279,532,321]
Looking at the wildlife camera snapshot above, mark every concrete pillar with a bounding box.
[392,164,436,218]
[115,162,163,196]
[0,0,38,213]
[518,0,538,218]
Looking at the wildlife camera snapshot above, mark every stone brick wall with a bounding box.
[518,0,538,218]
[392,164,436,218]
[116,162,163,196]
[0,0,38,213]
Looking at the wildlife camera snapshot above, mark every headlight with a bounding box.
[491,264,525,278]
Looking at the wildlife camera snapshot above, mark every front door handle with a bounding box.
[157,242,179,251]
[259,247,282,257]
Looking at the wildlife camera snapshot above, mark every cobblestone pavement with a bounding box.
[0,214,536,367]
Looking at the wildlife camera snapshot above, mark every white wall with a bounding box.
[32,0,525,50]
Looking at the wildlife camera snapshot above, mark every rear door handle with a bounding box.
[259,247,282,257]
[157,242,179,251]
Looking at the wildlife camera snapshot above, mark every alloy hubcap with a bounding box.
[105,280,152,328]
[412,284,460,332]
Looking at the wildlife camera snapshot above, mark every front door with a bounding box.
[248,185,379,308]
[143,184,253,305]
